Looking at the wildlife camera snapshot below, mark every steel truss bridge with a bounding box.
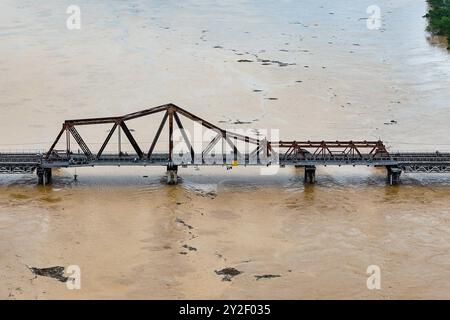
[1,103,449,185]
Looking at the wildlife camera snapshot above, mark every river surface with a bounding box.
[1,0,450,299]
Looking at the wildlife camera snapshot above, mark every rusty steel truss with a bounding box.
[45,103,390,165]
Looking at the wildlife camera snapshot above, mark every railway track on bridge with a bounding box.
[1,104,449,185]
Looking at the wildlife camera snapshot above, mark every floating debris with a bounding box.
[237,59,253,63]
[182,244,197,251]
[270,60,295,67]
[255,274,281,281]
[176,218,193,230]
[27,266,68,282]
[233,120,252,125]
[215,267,242,281]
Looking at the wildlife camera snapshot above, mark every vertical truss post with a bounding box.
[168,110,174,163]
[256,139,260,164]
[66,128,71,156]
[168,109,174,163]
[233,137,238,164]
[222,133,226,165]
[118,125,122,156]
[244,136,249,165]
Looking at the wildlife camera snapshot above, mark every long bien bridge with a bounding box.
[1,103,449,185]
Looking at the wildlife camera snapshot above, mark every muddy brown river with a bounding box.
[1,0,450,299]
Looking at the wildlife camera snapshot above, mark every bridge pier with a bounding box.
[386,166,402,185]
[304,166,316,184]
[166,164,178,185]
[37,167,52,186]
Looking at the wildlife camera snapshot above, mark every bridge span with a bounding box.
[1,103,449,185]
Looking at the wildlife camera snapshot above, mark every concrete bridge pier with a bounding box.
[166,164,178,185]
[387,166,402,185]
[37,167,52,186]
[304,166,316,184]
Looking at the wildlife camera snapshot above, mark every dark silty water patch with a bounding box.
[39,196,62,203]
[27,266,68,282]
[215,267,242,281]
[9,193,30,200]
[255,274,281,281]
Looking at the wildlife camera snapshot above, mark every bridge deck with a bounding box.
[1,152,450,174]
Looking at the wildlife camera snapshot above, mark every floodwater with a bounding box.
[1,0,450,299]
